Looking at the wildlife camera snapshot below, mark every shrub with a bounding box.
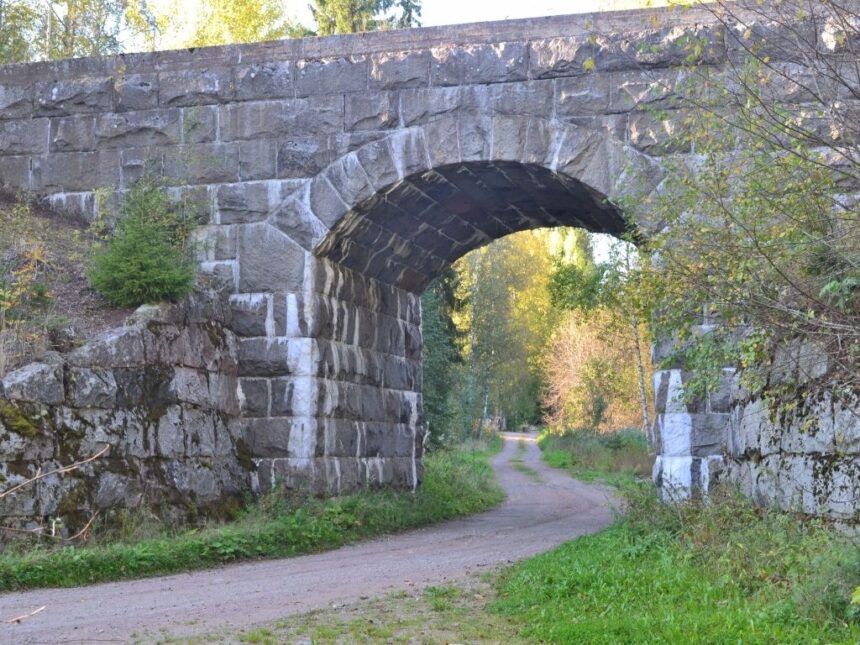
[88,179,197,307]
[538,427,651,485]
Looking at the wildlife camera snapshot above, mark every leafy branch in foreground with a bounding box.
[625,0,860,396]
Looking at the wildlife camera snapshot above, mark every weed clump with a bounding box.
[88,178,197,308]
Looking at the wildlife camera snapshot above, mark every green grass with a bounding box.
[198,578,524,645]
[492,483,860,644]
[540,427,651,488]
[0,439,504,592]
[510,439,542,481]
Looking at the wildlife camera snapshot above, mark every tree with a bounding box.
[35,0,160,60]
[453,231,558,433]
[188,0,310,47]
[624,0,860,396]
[310,0,421,35]
[547,233,653,432]
[0,0,39,63]
[420,269,461,448]
[88,177,197,307]
[543,309,646,431]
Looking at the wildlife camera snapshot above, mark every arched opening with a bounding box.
[315,160,628,292]
[246,117,684,497]
[289,151,638,494]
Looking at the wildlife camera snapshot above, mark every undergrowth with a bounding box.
[0,197,92,376]
[0,438,504,592]
[493,482,860,643]
[539,427,651,487]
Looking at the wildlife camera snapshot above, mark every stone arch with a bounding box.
[238,115,672,497]
[268,115,665,267]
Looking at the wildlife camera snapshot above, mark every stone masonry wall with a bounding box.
[726,340,860,522]
[0,6,736,502]
[0,287,250,537]
[235,256,423,496]
[1,5,846,502]
[650,320,732,500]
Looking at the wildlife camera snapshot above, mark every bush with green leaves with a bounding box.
[88,178,197,307]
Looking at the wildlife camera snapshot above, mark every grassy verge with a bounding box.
[188,580,524,645]
[492,483,860,643]
[509,439,541,482]
[0,439,504,592]
[539,427,651,488]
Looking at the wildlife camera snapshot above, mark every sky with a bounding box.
[288,0,665,29]
[153,0,665,47]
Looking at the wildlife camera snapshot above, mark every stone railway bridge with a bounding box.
[1,4,846,528]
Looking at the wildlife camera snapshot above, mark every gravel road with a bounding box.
[0,432,618,644]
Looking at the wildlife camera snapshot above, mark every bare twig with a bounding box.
[3,605,46,624]
[0,444,110,500]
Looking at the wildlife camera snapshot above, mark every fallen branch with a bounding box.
[0,444,110,500]
[3,605,45,624]
[63,511,99,542]
[0,510,100,542]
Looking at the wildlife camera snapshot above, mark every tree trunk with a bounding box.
[630,315,651,437]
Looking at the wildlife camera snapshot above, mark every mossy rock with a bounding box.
[0,400,43,438]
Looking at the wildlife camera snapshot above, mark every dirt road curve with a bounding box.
[0,433,618,644]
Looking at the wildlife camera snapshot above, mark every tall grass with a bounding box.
[0,440,504,592]
[493,481,860,643]
[539,427,651,486]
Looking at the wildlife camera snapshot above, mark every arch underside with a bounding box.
[315,161,628,292]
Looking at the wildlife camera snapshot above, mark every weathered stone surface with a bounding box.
[237,224,306,292]
[370,50,430,89]
[234,63,293,101]
[114,74,159,112]
[68,367,118,408]
[528,36,592,79]
[238,139,279,181]
[162,143,239,184]
[0,119,49,155]
[431,42,528,85]
[34,149,120,192]
[1,362,64,404]
[295,56,368,96]
[68,328,145,368]
[159,69,233,106]
[0,84,33,119]
[95,109,183,148]
[35,78,112,116]
[221,96,343,142]
[345,92,399,131]
[244,417,293,457]
[0,288,250,535]
[555,75,612,116]
[216,182,270,224]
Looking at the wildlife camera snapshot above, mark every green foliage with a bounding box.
[310,0,421,35]
[626,3,860,392]
[453,230,560,430]
[0,0,161,62]
[0,441,503,591]
[539,428,650,487]
[0,0,39,63]
[492,484,860,643]
[188,0,311,47]
[87,178,196,308]
[420,270,462,449]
